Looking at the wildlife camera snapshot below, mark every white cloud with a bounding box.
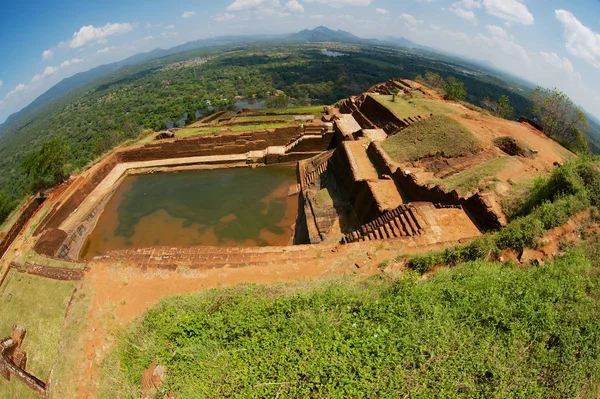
[302,0,372,8]
[226,0,279,11]
[31,66,58,83]
[181,11,197,18]
[448,0,481,23]
[69,22,133,48]
[310,14,325,19]
[451,7,477,22]
[376,8,389,15]
[162,32,180,37]
[144,35,154,40]
[540,51,581,80]
[60,58,83,68]
[284,0,304,12]
[215,13,237,22]
[479,24,529,61]
[164,25,175,30]
[42,49,53,61]
[7,84,27,97]
[0,80,3,89]
[556,9,600,70]
[481,0,533,25]
[95,46,117,55]
[400,13,424,32]
[224,0,303,17]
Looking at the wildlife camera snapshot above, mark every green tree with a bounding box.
[21,137,69,191]
[443,76,466,101]
[530,87,588,149]
[482,95,514,119]
[424,72,445,91]
[392,88,400,103]
[0,191,14,225]
[266,93,288,108]
[496,95,514,119]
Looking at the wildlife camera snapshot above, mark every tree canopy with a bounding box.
[443,76,467,101]
[530,87,589,152]
[21,137,69,191]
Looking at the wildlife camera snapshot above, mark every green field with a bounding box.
[0,270,75,398]
[381,115,481,162]
[373,94,461,120]
[176,122,295,138]
[232,115,296,123]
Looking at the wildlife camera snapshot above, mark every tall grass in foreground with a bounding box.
[99,245,600,398]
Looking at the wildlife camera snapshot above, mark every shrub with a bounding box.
[496,216,544,251]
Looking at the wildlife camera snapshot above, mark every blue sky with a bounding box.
[0,0,599,123]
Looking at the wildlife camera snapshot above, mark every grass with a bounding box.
[15,250,86,270]
[232,115,296,123]
[381,115,481,162]
[0,198,28,237]
[429,156,516,196]
[261,106,325,114]
[313,188,334,208]
[176,122,295,138]
[49,283,93,399]
[372,94,460,120]
[99,246,600,398]
[0,270,75,398]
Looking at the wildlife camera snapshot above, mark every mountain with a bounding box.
[0,26,434,133]
[380,36,423,49]
[286,26,362,43]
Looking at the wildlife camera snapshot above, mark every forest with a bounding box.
[0,41,587,222]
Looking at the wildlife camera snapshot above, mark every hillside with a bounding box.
[0,42,539,205]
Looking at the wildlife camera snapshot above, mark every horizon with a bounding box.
[0,0,599,122]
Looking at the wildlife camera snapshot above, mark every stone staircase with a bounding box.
[340,204,428,244]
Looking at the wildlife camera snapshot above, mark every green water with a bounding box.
[82,166,299,258]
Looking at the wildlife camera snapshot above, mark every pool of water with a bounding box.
[81,166,299,259]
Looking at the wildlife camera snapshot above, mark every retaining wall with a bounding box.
[358,95,407,134]
[329,146,381,224]
[0,197,46,261]
[34,127,334,258]
[367,142,504,231]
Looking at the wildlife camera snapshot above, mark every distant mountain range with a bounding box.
[0,26,428,133]
[1,25,597,144]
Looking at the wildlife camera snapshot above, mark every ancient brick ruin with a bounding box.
[0,326,47,397]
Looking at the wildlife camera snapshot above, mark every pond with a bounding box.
[81,166,299,259]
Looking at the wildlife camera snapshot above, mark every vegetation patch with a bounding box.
[100,247,600,398]
[429,156,514,196]
[410,158,600,272]
[381,115,481,162]
[0,270,75,398]
[176,122,294,138]
[373,95,460,120]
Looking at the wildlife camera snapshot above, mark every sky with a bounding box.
[0,0,599,123]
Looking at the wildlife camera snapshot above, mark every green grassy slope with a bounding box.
[381,115,481,162]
